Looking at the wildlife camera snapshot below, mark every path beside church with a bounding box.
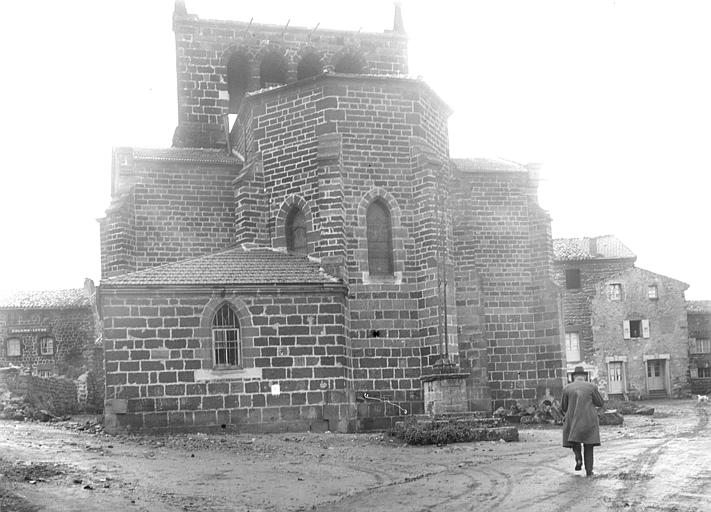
[1,400,708,512]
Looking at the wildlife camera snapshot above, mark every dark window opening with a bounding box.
[698,367,711,378]
[286,207,307,256]
[297,52,323,80]
[565,268,581,289]
[366,199,394,276]
[334,52,365,74]
[259,51,288,88]
[212,304,241,367]
[227,51,250,113]
[629,320,642,338]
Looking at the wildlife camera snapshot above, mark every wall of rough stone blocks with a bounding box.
[591,268,689,398]
[100,151,238,277]
[172,9,408,148]
[101,288,351,433]
[687,310,710,394]
[451,168,565,408]
[552,259,636,364]
[0,308,95,379]
[0,368,79,416]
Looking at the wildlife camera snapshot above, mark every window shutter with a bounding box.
[642,319,650,338]
[623,320,631,339]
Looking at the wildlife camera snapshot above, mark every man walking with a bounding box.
[561,366,605,476]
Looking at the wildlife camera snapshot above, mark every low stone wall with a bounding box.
[0,367,78,416]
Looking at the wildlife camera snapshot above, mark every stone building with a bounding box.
[0,288,98,379]
[590,267,689,399]
[98,2,565,433]
[553,236,690,398]
[687,300,711,394]
[552,235,637,380]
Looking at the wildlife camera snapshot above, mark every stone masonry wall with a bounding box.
[101,287,350,433]
[591,268,688,398]
[231,76,451,429]
[452,168,565,409]
[687,310,711,394]
[0,308,95,379]
[101,150,238,277]
[173,8,408,147]
[553,258,636,365]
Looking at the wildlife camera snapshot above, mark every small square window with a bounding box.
[39,336,54,356]
[6,338,21,357]
[610,283,622,300]
[648,285,658,299]
[565,269,581,289]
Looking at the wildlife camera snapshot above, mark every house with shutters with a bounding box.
[553,236,690,398]
[687,300,711,395]
[97,2,565,433]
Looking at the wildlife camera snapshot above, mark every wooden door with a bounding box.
[608,362,624,394]
[647,360,665,391]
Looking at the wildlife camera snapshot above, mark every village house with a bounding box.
[553,235,637,381]
[553,236,690,398]
[98,2,565,433]
[0,287,99,379]
[687,300,711,395]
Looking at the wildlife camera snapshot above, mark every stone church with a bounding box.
[99,2,565,433]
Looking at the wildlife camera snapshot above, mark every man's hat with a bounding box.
[572,366,587,376]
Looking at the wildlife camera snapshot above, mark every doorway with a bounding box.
[608,362,625,394]
[646,359,666,393]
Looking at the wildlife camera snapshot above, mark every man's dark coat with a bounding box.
[561,379,605,447]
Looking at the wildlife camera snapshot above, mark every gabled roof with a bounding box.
[687,300,711,313]
[100,245,340,288]
[451,158,526,173]
[0,289,91,310]
[553,235,636,262]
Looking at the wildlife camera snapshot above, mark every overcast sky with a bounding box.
[1,0,709,299]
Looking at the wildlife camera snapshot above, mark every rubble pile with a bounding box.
[494,398,565,425]
[0,380,68,423]
[607,400,655,415]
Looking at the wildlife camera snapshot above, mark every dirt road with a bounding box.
[1,399,709,512]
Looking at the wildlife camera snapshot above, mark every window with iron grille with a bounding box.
[212,304,241,368]
[692,338,711,354]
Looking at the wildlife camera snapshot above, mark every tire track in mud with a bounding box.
[608,403,710,510]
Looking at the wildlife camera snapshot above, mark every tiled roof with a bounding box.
[101,245,340,287]
[0,289,91,310]
[451,158,526,173]
[687,300,711,313]
[130,148,241,166]
[553,235,636,261]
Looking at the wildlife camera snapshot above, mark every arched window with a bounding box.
[366,199,394,276]
[297,52,323,80]
[212,304,241,368]
[227,51,250,113]
[286,207,308,256]
[259,51,288,88]
[334,51,365,74]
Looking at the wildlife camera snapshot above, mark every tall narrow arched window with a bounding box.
[286,207,307,256]
[366,199,394,276]
[212,304,241,368]
[297,52,323,80]
[259,51,288,88]
[227,51,250,113]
